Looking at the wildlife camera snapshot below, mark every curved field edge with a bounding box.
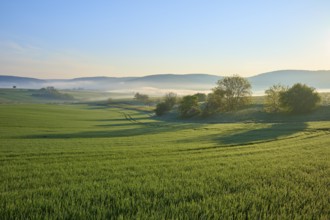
[0,104,329,219]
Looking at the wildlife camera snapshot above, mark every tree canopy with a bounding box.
[178,95,200,118]
[154,92,178,116]
[164,92,177,109]
[279,83,321,114]
[134,92,149,104]
[204,75,251,114]
[264,84,287,113]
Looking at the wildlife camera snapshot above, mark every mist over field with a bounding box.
[1,70,330,97]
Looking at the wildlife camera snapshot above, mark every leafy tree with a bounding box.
[212,75,252,111]
[164,92,177,108]
[202,92,224,116]
[154,102,169,116]
[178,95,200,118]
[154,92,177,116]
[32,87,74,100]
[193,93,207,102]
[264,84,287,113]
[106,98,113,105]
[134,92,149,104]
[279,83,321,114]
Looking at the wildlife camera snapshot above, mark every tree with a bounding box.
[212,75,252,111]
[279,83,321,114]
[32,87,74,100]
[154,102,169,116]
[264,84,287,113]
[178,95,200,118]
[154,92,177,116]
[134,92,149,104]
[193,93,207,102]
[202,92,224,116]
[106,98,113,105]
[164,92,177,109]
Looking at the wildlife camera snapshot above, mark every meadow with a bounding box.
[0,99,329,218]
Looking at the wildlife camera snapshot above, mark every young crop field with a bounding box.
[0,103,329,219]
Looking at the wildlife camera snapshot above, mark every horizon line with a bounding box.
[1,69,330,80]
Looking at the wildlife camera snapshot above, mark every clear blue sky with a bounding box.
[0,0,329,78]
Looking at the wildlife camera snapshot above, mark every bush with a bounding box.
[203,75,252,115]
[178,95,201,118]
[164,92,177,109]
[154,93,177,116]
[32,87,74,100]
[264,84,287,113]
[202,92,223,116]
[134,92,149,104]
[279,83,321,114]
[154,102,170,116]
[193,93,207,102]
[214,75,252,111]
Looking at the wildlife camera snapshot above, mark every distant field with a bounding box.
[0,103,329,219]
[1,88,330,105]
[0,88,134,103]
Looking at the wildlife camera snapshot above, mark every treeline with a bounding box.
[150,75,320,118]
[32,87,74,100]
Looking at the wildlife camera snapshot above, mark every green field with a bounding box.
[0,88,134,103]
[0,102,329,219]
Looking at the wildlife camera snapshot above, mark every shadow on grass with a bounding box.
[217,122,307,145]
[178,122,308,152]
[21,122,201,139]
[19,102,327,140]
[96,121,163,127]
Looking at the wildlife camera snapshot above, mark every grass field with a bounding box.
[0,103,329,219]
[0,88,134,103]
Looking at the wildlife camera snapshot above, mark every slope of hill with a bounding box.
[0,75,45,88]
[250,70,330,91]
[125,74,222,89]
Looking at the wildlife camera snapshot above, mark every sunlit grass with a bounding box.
[0,104,329,219]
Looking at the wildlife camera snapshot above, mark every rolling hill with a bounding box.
[249,70,330,91]
[0,70,329,94]
[0,75,45,88]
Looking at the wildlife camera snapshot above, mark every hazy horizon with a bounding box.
[1,1,330,79]
[1,69,330,80]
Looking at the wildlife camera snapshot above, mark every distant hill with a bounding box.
[70,76,138,82]
[0,70,329,94]
[125,74,222,89]
[0,74,222,91]
[249,70,330,91]
[0,75,45,88]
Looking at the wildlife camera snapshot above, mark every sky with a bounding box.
[0,0,330,79]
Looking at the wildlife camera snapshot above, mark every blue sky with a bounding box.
[0,0,329,78]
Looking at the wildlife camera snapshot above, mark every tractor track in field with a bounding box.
[120,111,163,128]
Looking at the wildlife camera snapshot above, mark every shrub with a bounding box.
[214,75,252,111]
[203,75,252,115]
[164,92,177,109]
[279,83,321,114]
[154,93,177,116]
[264,84,287,113]
[32,87,74,100]
[202,92,223,116]
[193,93,207,102]
[154,102,170,116]
[178,95,201,118]
[134,92,149,104]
